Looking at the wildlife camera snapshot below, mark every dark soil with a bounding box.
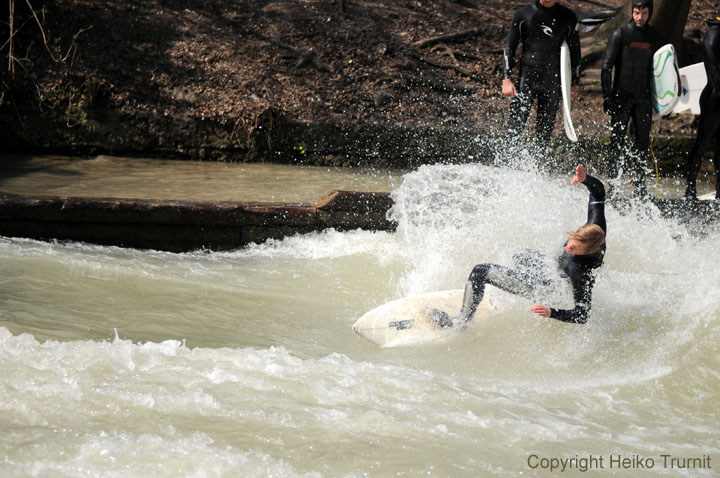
[1,0,719,165]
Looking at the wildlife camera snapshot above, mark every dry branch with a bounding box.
[408,51,482,82]
[431,45,482,62]
[273,41,334,73]
[433,45,460,67]
[413,27,485,49]
[8,0,15,75]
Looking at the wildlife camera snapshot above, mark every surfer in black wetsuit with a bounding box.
[432,164,606,327]
[685,17,720,201]
[601,0,665,197]
[503,0,581,148]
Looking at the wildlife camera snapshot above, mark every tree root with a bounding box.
[273,41,334,73]
[407,51,482,82]
[432,45,482,62]
[413,27,484,49]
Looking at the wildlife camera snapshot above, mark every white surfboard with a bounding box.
[560,40,578,142]
[699,191,716,201]
[352,289,495,347]
[652,44,680,120]
[672,62,707,115]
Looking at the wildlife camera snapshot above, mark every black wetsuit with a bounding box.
[460,175,606,324]
[601,19,665,189]
[504,1,581,147]
[552,175,606,322]
[686,18,720,199]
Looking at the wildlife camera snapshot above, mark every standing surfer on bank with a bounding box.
[601,0,664,198]
[685,17,720,201]
[503,0,581,150]
[432,164,606,327]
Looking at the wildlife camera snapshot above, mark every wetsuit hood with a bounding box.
[631,0,653,21]
[708,17,720,28]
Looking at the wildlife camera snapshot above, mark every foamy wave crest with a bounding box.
[386,163,720,382]
[221,228,397,261]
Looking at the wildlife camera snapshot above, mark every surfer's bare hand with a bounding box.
[530,304,551,318]
[571,164,587,185]
[502,78,517,97]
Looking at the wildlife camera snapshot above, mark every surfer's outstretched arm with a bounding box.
[532,270,596,324]
[572,164,606,232]
[531,165,606,324]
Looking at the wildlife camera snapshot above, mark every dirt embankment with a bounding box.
[0,0,717,170]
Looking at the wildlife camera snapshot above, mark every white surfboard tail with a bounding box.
[353,290,496,347]
[671,62,707,116]
[652,44,681,120]
[560,40,578,142]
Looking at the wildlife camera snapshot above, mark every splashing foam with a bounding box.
[388,160,720,382]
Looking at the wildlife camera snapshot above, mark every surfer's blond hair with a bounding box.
[567,223,605,254]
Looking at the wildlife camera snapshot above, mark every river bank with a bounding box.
[0,105,710,175]
[0,155,399,251]
[1,0,718,173]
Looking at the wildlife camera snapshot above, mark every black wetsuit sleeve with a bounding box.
[550,272,595,324]
[601,28,622,101]
[568,22,581,85]
[548,174,606,324]
[705,28,720,92]
[583,174,607,232]
[503,10,524,79]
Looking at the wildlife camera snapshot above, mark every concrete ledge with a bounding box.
[0,190,396,252]
[1,190,717,252]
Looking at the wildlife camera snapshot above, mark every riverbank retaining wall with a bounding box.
[0,190,395,252]
[1,189,718,252]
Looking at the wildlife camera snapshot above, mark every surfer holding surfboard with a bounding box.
[432,164,606,328]
[502,0,581,150]
[685,17,720,201]
[601,0,665,198]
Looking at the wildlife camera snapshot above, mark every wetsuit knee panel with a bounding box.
[469,264,491,284]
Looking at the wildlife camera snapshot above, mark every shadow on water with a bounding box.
[0,155,87,183]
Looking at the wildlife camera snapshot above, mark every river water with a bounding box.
[1,158,718,477]
[0,155,403,202]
